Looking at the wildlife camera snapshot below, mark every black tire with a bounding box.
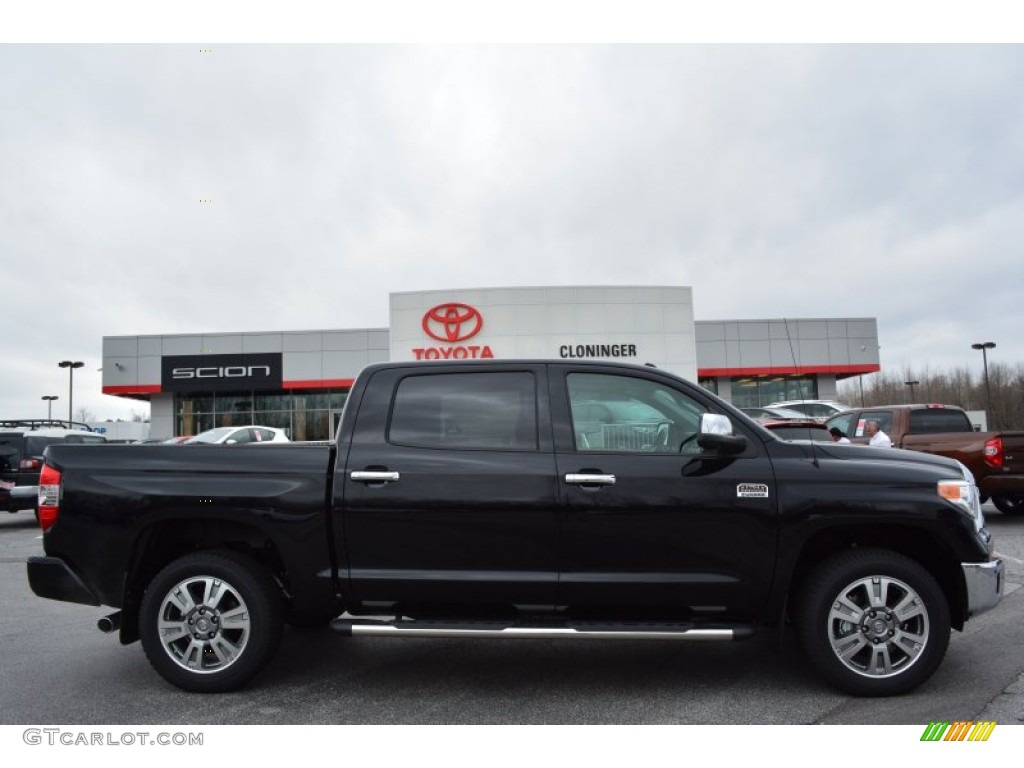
[992,495,1024,515]
[796,548,950,697]
[139,551,284,692]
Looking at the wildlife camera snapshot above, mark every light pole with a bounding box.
[58,360,84,422]
[971,342,996,429]
[41,395,59,420]
[904,380,919,403]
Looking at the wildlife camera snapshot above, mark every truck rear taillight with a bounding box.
[20,457,41,471]
[37,464,61,532]
[984,437,1003,469]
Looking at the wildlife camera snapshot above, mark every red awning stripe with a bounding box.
[102,385,162,395]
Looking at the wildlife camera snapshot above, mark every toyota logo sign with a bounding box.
[422,303,484,342]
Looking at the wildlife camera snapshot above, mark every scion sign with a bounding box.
[161,354,283,393]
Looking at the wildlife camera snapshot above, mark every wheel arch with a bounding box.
[783,524,967,632]
[119,517,291,644]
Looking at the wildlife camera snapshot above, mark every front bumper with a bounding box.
[27,556,101,606]
[962,559,1004,618]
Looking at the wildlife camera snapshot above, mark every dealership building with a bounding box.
[101,286,881,440]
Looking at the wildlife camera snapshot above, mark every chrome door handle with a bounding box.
[565,473,616,486]
[350,470,400,483]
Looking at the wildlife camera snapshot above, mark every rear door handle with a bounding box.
[350,470,400,484]
[565,473,616,486]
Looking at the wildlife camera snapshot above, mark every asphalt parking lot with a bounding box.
[2,505,1023,726]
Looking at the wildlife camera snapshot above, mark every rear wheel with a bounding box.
[139,551,284,692]
[992,495,1024,515]
[796,549,950,696]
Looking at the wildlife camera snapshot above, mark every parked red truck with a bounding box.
[826,404,1024,514]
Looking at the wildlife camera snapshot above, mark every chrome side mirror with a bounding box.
[700,413,733,436]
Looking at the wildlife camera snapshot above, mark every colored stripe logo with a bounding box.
[920,721,996,741]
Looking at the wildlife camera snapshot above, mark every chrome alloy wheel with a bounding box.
[157,575,251,674]
[826,575,930,678]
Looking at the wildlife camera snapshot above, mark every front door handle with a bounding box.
[350,470,401,484]
[565,473,616,486]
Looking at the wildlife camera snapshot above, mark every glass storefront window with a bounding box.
[176,396,213,415]
[293,410,330,441]
[215,394,254,414]
[730,376,816,408]
[178,412,215,436]
[293,393,330,411]
[254,393,293,411]
[218,412,254,427]
[174,388,349,441]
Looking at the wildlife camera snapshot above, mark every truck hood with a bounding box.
[809,442,970,480]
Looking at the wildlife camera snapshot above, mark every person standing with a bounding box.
[865,420,892,448]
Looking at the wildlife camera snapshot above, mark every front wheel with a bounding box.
[796,549,950,696]
[992,495,1024,515]
[139,551,284,692]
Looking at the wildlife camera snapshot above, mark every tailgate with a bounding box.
[999,432,1024,474]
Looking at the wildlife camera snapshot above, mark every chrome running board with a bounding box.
[330,617,754,641]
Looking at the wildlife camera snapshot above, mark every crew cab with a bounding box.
[826,404,1024,514]
[27,361,1003,696]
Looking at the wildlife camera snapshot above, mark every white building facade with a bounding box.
[101,286,879,440]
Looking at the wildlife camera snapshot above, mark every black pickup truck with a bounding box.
[27,360,1003,696]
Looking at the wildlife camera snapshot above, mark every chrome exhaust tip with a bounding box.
[97,612,121,634]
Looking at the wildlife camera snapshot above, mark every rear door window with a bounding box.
[389,372,538,451]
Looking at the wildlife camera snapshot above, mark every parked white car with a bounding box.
[183,426,289,445]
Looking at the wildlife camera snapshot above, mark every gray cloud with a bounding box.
[2,44,1022,420]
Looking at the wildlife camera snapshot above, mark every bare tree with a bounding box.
[74,407,96,424]
[838,362,1024,430]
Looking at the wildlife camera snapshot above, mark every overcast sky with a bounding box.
[2,41,1023,421]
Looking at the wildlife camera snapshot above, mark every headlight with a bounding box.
[938,479,985,533]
